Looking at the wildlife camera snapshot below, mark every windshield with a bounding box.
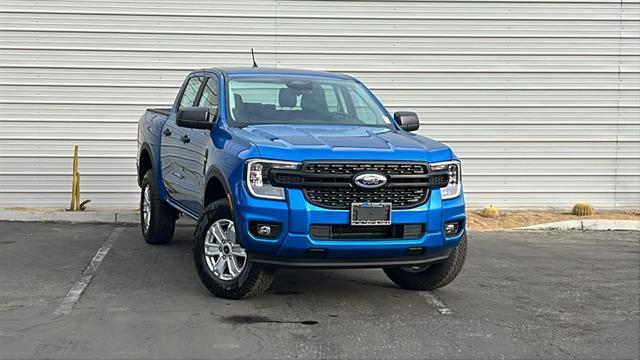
[227,76,392,127]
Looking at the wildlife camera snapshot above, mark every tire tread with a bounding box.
[141,169,176,245]
[194,199,275,299]
[384,234,467,291]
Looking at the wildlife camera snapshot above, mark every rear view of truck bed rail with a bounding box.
[147,108,171,116]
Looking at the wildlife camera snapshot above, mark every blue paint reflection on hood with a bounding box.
[231,124,453,162]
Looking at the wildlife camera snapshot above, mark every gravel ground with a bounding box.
[467,210,639,231]
[0,222,638,359]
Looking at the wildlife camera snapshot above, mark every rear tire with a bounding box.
[384,234,467,291]
[193,199,275,299]
[140,169,176,245]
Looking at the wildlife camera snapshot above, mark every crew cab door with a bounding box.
[176,76,218,215]
[160,75,204,202]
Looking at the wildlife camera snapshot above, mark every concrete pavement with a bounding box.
[0,222,638,359]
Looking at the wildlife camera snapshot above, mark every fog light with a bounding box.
[444,221,461,236]
[258,225,272,236]
[249,221,281,239]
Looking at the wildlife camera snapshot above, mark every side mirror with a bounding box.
[176,107,213,129]
[393,111,420,132]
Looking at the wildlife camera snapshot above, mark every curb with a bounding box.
[0,210,196,225]
[518,219,640,231]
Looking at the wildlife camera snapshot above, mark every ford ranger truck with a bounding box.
[137,67,466,299]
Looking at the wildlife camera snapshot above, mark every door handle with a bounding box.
[181,135,191,144]
[163,128,171,137]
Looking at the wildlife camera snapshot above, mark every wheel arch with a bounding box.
[202,166,245,244]
[203,166,234,208]
[137,143,154,187]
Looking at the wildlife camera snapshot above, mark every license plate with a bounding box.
[350,202,392,226]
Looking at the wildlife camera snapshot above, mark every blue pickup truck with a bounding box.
[137,67,466,299]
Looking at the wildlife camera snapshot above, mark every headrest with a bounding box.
[232,94,245,121]
[279,88,297,108]
[301,87,327,112]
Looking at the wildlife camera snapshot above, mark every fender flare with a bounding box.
[137,142,155,187]
[203,166,233,202]
[203,166,246,245]
[203,166,239,217]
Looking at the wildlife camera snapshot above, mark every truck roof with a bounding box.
[210,67,354,81]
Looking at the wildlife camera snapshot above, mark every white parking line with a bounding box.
[53,227,123,317]
[419,291,453,315]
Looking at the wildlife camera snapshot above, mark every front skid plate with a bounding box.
[249,250,451,269]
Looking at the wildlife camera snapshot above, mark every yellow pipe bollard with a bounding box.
[68,145,90,211]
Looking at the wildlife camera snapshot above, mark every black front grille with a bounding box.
[302,162,430,209]
[305,187,427,209]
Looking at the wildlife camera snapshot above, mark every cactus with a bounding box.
[67,145,90,211]
[481,205,500,218]
[572,202,594,216]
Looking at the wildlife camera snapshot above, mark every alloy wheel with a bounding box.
[204,219,247,281]
[142,185,151,231]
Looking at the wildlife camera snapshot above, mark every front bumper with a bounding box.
[234,184,466,266]
[250,249,453,269]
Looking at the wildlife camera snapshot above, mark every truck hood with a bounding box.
[230,124,452,162]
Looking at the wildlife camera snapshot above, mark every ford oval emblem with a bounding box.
[354,173,388,189]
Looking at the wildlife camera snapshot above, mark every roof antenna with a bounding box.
[251,48,258,68]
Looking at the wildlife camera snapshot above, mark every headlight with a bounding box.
[430,160,461,200]
[245,159,300,200]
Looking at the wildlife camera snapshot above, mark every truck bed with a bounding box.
[147,108,171,116]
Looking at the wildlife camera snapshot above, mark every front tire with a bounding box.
[384,234,467,291]
[193,199,275,299]
[140,169,176,245]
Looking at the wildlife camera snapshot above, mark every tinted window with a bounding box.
[179,76,203,108]
[198,77,219,119]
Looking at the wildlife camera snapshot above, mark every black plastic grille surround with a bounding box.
[305,163,427,175]
[302,162,430,209]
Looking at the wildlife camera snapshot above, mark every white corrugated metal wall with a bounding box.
[1,0,639,209]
